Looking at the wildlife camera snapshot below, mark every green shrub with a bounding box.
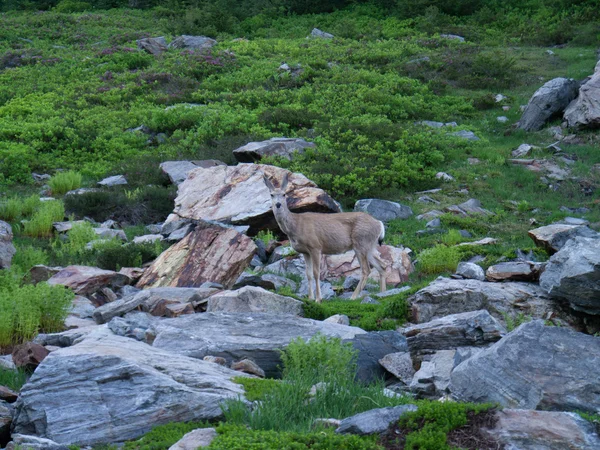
[0,272,73,347]
[11,245,49,277]
[54,0,91,13]
[51,221,98,266]
[0,195,41,223]
[22,200,65,238]
[502,312,531,332]
[255,230,276,247]
[418,245,461,275]
[441,229,465,246]
[232,377,281,401]
[0,367,28,391]
[92,239,166,271]
[123,421,212,450]
[48,171,82,196]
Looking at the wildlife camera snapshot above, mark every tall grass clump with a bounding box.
[51,221,97,265]
[22,200,65,238]
[48,171,82,196]
[223,334,410,433]
[0,195,41,222]
[0,271,73,348]
[417,245,461,275]
[0,367,28,391]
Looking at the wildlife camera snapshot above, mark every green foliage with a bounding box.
[441,229,465,246]
[11,245,49,277]
[91,239,166,271]
[417,245,462,275]
[232,377,281,401]
[502,312,532,332]
[0,367,28,391]
[255,230,276,247]
[48,171,83,196]
[208,424,381,450]
[22,200,65,238]
[123,421,212,450]
[0,195,42,224]
[51,221,98,266]
[0,271,73,347]
[397,401,496,450]
[224,335,410,433]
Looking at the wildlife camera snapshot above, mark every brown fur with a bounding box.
[263,173,387,302]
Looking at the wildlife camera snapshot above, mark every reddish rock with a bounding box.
[0,385,18,403]
[47,266,130,295]
[118,267,145,282]
[12,343,49,370]
[231,359,265,378]
[136,221,257,289]
[529,224,599,254]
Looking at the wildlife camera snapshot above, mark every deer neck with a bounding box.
[273,200,297,237]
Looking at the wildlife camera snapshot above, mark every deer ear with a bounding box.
[263,173,275,191]
[281,173,289,191]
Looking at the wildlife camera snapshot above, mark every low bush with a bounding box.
[91,239,166,271]
[11,245,50,277]
[123,421,212,450]
[0,195,42,223]
[48,171,82,196]
[417,245,462,275]
[22,200,65,238]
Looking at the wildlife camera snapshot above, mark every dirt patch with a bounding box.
[379,408,502,450]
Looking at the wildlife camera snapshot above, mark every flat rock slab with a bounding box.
[150,313,367,378]
[206,286,303,315]
[450,320,600,412]
[168,164,341,233]
[159,161,200,185]
[346,331,409,382]
[540,236,600,315]
[445,199,493,216]
[403,310,505,355]
[136,221,256,289]
[93,287,220,324]
[353,199,413,222]
[168,428,217,450]
[378,352,414,384]
[409,277,553,325]
[47,266,130,295]
[11,327,248,446]
[233,138,315,163]
[168,35,217,50]
[483,409,600,450]
[486,261,544,282]
[528,224,598,254]
[335,404,418,435]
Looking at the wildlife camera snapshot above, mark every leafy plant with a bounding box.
[502,312,532,332]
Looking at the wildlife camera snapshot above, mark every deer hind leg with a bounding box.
[302,253,315,300]
[311,250,323,303]
[369,251,387,293]
[351,252,371,300]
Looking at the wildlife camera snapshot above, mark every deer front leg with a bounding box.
[302,253,314,300]
[311,250,322,303]
[351,253,371,300]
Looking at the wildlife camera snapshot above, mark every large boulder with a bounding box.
[148,313,368,378]
[93,287,220,324]
[167,164,341,233]
[517,77,580,131]
[402,310,506,355]
[136,221,256,289]
[168,35,217,51]
[11,327,249,446]
[206,286,303,315]
[483,409,600,450]
[540,236,600,315]
[409,277,553,325]
[136,36,167,55]
[0,401,12,444]
[46,266,130,295]
[528,224,599,254]
[564,61,600,129]
[346,331,409,382]
[353,199,413,222]
[409,349,455,397]
[232,138,316,163]
[0,220,16,269]
[159,161,200,185]
[450,320,600,412]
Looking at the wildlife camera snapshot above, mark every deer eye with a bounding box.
[270,194,274,198]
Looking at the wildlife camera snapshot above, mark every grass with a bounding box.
[0,366,28,391]
[22,200,65,238]
[0,194,41,223]
[48,171,83,196]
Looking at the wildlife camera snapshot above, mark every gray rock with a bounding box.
[446,198,493,216]
[34,327,101,348]
[150,313,366,378]
[497,116,509,123]
[345,331,409,382]
[440,34,465,42]
[168,428,217,450]
[450,130,480,141]
[564,62,600,129]
[32,173,51,183]
[435,171,455,181]
[93,287,219,323]
[233,138,316,163]
[1,400,12,444]
[47,266,130,296]
[353,199,413,222]
[378,352,414,384]
[452,346,483,368]
[165,223,194,242]
[426,217,441,228]
[69,296,95,319]
[529,224,599,254]
[0,220,16,269]
[419,121,456,128]
[360,296,379,304]
[342,276,360,291]
[409,277,554,325]
[206,286,303,315]
[108,312,157,341]
[560,217,589,226]
[335,404,418,435]
[136,36,167,55]
[97,175,127,187]
[94,227,127,241]
[232,272,297,292]
[455,262,485,281]
[0,355,16,370]
[512,143,536,157]
[486,261,544,282]
[146,223,163,234]
[298,279,335,299]
[373,287,411,298]
[416,210,444,221]
[409,349,455,396]
[5,434,68,450]
[450,320,600,412]
[403,310,505,355]
[324,314,350,326]
[159,161,199,185]
[53,220,87,233]
[482,409,600,450]
[29,265,63,285]
[132,234,163,244]
[267,245,298,264]
[309,28,334,39]
[517,77,580,131]
[540,236,600,314]
[12,328,248,446]
[168,35,217,51]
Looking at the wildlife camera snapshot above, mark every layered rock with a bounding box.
[450,320,600,412]
[486,261,544,282]
[517,77,579,131]
[528,224,598,254]
[0,220,16,269]
[335,405,417,435]
[564,61,600,129]
[46,266,130,295]
[136,37,167,55]
[136,221,256,289]
[167,164,341,233]
[206,286,303,315]
[540,236,600,315]
[11,328,248,446]
[233,138,315,163]
[168,35,217,51]
[353,199,413,222]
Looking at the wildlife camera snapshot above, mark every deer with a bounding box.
[263,172,388,303]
